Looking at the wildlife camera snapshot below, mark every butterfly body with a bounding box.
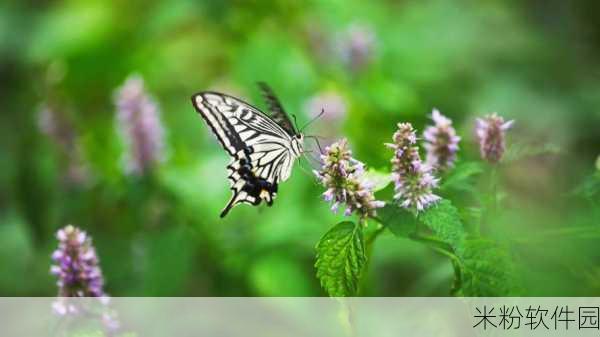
[191,85,303,217]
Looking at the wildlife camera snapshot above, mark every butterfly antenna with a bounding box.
[300,108,325,133]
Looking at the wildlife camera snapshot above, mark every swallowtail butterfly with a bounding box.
[191,83,304,217]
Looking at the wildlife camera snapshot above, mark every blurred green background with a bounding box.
[1,0,599,296]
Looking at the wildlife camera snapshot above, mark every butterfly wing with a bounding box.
[191,92,298,217]
[257,82,297,136]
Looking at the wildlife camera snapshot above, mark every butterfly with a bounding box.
[191,83,304,218]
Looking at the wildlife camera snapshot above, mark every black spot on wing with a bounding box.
[220,151,279,217]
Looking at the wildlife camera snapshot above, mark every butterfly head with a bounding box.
[291,133,304,157]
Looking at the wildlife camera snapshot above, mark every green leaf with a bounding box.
[375,203,418,238]
[441,161,483,192]
[376,199,522,296]
[457,239,521,296]
[315,221,366,297]
[419,202,521,296]
[362,168,392,192]
[419,199,465,249]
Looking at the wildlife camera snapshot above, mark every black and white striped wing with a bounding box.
[257,82,297,136]
[191,92,296,217]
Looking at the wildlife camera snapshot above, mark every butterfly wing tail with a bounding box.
[220,194,238,218]
[220,155,258,218]
[220,189,262,218]
[220,154,281,217]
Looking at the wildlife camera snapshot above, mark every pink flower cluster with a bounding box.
[475,113,514,164]
[314,139,385,219]
[387,123,440,211]
[423,109,460,171]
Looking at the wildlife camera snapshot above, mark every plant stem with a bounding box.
[409,232,464,295]
[366,223,385,246]
[430,246,464,295]
[479,164,498,236]
[359,219,386,295]
[490,165,498,218]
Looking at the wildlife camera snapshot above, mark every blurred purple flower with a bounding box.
[387,123,440,212]
[475,113,514,164]
[115,75,165,175]
[304,24,332,65]
[38,104,76,151]
[304,91,347,123]
[302,91,347,152]
[314,139,384,220]
[423,109,460,171]
[338,24,376,73]
[38,104,91,185]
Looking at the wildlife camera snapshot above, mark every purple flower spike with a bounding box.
[51,225,120,335]
[314,139,384,220]
[51,225,105,298]
[423,109,460,171]
[115,75,165,175]
[475,113,514,164]
[387,123,440,212]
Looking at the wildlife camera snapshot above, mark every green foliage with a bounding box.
[375,199,465,249]
[440,162,483,193]
[315,222,366,296]
[376,199,520,296]
[375,204,418,237]
[456,239,521,296]
[1,0,599,297]
[421,201,520,296]
[418,200,465,249]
